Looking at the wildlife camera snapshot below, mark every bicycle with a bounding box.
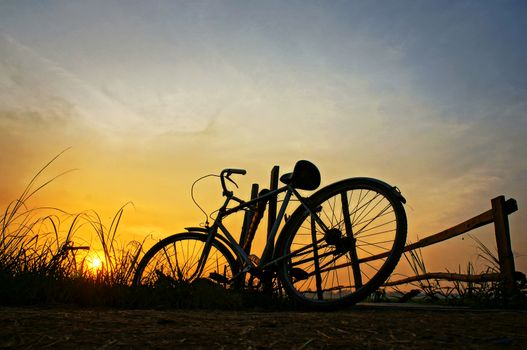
[133,160,407,310]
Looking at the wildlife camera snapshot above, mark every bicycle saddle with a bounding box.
[280,160,321,190]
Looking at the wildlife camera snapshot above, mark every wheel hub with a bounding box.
[324,228,342,245]
[335,236,354,254]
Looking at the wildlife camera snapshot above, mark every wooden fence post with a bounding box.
[492,195,517,298]
[240,183,259,253]
[267,166,279,246]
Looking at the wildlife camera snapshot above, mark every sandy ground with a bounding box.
[1,305,526,349]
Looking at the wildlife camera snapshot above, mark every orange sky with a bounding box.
[1,1,526,278]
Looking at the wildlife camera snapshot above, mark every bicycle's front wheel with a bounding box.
[276,178,407,309]
[133,232,239,288]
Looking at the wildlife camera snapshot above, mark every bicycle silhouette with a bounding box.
[133,160,407,310]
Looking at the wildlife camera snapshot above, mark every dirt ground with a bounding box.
[1,305,526,349]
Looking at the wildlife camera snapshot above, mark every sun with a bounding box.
[86,254,103,273]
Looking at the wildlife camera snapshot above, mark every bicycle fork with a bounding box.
[192,225,220,281]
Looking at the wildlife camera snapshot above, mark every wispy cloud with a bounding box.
[0,31,221,136]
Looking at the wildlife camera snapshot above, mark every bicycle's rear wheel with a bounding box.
[276,178,407,310]
[133,232,239,288]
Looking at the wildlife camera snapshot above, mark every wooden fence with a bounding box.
[384,195,519,297]
[240,166,520,297]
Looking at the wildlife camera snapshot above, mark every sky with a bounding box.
[1,0,526,277]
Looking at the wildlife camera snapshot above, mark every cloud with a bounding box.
[0,32,221,137]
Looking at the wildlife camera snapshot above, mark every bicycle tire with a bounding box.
[275,178,407,310]
[133,232,240,288]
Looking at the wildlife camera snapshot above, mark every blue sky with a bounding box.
[1,0,526,273]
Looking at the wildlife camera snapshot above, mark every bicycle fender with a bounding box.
[321,177,406,204]
[274,177,406,259]
[347,177,407,204]
[184,226,208,233]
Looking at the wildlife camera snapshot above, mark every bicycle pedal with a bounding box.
[290,267,309,281]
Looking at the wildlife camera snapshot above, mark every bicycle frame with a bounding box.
[193,183,331,282]
[133,163,408,310]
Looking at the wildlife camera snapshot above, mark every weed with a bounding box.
[0,151,287,310]
[387,234,526,307]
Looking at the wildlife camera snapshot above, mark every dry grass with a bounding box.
[384,237,526,306]
[0,151,286,310]
[0,151,148,306]
[2,150,524,310]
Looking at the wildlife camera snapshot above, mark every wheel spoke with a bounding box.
[279,179,406,308]
[134,233,238,289]
[341,191,362,288]
[310,216,324,300]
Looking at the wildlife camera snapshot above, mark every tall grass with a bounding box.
[0,149,74,277]
[0,151,145,305]
[0,152,286,310]
[80,206,143,285]
[389,235,526,306]
[1,179,141,282]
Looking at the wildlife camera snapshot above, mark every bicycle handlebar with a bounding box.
[220,168,246,196]
[223,168,247,176]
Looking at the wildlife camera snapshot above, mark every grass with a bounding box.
[0,151,138,305]
[384,236,527,307]
[0,151,289,310]
[3,151,524,310]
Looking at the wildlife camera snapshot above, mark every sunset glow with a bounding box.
[86,254,103,274]
[1,1,526,279]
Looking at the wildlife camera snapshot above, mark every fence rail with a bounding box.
[384,195,519,297]
[384,272,502,286]
[240,166,520,297]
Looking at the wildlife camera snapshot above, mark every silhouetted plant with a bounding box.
[0,151,288,310]
[388,234,525,307]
